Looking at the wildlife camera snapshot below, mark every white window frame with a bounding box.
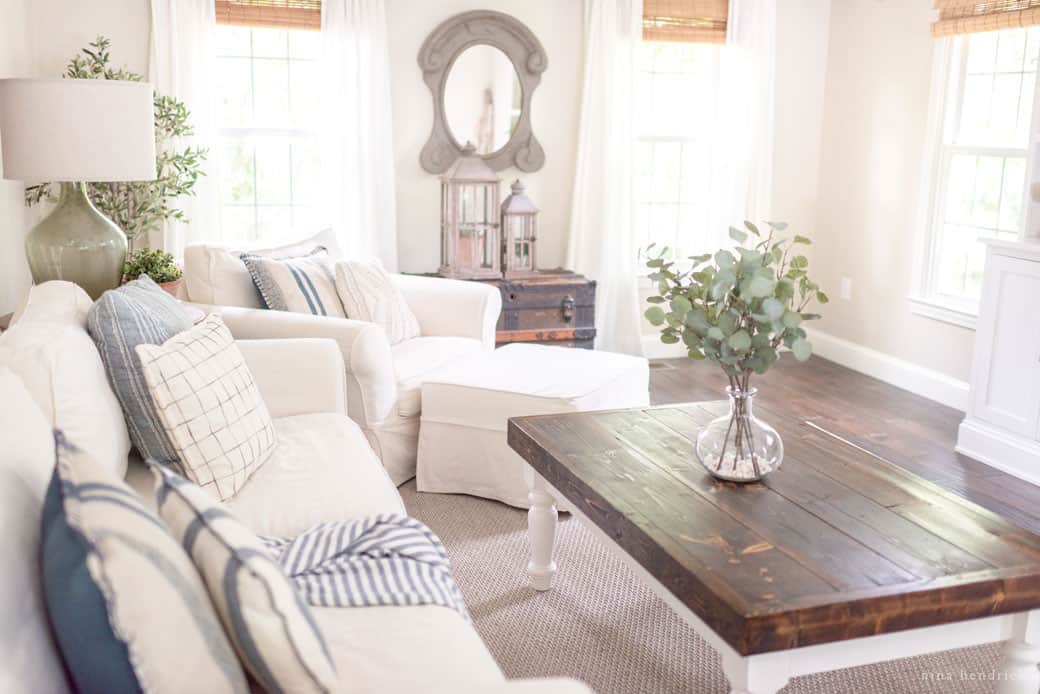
[911,33,1040,330]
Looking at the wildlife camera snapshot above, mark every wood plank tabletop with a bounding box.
[507,402,1040,656]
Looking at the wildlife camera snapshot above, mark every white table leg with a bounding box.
[722,652,790,694]
[998,611,1040,694]
[526,471,558,591]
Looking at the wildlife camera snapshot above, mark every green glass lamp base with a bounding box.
[25,182,127,300]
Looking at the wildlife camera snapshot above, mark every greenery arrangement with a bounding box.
[25,36,207,250]
[123,248,183,284]
[644,220,828,394]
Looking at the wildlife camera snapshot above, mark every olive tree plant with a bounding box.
[25,36,207,251]
[644,221,828,392]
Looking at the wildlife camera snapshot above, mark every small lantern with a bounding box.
[500,179,539,279]
[439,142,502,279]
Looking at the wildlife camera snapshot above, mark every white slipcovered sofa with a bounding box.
[182,230,502,485]
[1,281,587,694]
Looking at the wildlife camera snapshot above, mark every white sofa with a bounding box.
[182,231,502,485]
[1,281,587,694]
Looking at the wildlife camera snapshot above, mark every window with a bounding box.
[214,25,321,245]
[633,40,721,258]
[915,27,1040,321]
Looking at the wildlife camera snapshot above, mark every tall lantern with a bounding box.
[500,179,539,279]
[439,142,502,279]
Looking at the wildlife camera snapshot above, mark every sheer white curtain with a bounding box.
[319,0,399,270]
[566,0,644,355]
[706,0,776,247]
[148,0,220,255]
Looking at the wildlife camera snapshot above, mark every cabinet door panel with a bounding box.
[972,254,1040,436]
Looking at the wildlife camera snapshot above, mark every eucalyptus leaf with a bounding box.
[644,306,666,325]
[728,330,751,352]
[791,337,812,362]
[782,310,802,329]
[761,297,785,320]
[729,226,748,243]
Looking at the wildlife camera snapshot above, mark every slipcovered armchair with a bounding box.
[181,232,502,485]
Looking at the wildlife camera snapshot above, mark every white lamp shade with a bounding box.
[0,78,156,182]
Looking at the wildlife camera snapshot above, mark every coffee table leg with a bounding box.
[722,652,789,694]
[526,470,558,591]
[998,611,1040,694]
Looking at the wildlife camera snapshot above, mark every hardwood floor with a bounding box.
[649,354,1040,535]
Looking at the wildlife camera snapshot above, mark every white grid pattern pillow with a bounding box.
[135,315,276,501]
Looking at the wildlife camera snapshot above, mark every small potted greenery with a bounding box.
[124,248,184,297]
[644,221,827,482]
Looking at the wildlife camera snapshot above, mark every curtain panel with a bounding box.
[932,0,1040,37]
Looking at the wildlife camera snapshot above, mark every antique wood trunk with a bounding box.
[478,270,596,349]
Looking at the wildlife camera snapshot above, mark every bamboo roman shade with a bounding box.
[643,0,728,44]
[214,0,321,31]
[932,0,1040,37]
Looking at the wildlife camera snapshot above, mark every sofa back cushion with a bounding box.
[41,433,249,694]
[0,282,131,477]
[87,276,193,465]
[0,368,70,694]
[183,228,341,308]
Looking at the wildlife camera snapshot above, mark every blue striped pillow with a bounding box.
[242,248,346,318]
[41,432,248,694]
[86,275,192,465]
[151,464,337,694]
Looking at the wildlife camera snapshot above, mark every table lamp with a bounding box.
[0,78,157,299]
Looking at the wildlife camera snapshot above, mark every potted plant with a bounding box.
[25,36,207,252]
[124,248,184,297]
[644,221,827,482]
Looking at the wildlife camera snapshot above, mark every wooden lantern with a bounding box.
[439,142,502,279]
[500,179,539,279]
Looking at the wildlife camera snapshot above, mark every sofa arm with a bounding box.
[192,304,398,427]
[391,274,501,349]
[236,338,346,419]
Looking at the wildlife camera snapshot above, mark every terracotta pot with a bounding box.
[158,277,184,298]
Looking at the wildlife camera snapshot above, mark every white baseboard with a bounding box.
[957,417,1040,486]
[803,327,969,412]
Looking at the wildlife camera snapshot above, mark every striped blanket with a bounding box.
[261,514,470,620]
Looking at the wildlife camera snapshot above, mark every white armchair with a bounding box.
[182,236,502,485]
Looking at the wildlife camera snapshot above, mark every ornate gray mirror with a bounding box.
[418,10,547,174]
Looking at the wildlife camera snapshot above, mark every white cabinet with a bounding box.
[958,240,1040,483]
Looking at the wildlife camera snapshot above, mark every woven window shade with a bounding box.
[214,0,321,31]
[932,0,1040,37]
[643,0,728,44]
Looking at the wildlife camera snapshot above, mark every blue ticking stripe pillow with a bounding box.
[151,464,338,694]
[241,247,346,318]
[86,275,193,465]
[40,432,248,694]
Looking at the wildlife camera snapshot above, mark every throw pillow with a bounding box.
[135,314,277,501]
[152,464,338,694]
[242,248,346,317]
[41,432,248,694]
[334,259,421,344]
[87,275,193,465]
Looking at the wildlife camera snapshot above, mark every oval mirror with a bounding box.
[443,44,521,156]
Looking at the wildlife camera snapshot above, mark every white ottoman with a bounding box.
[416,343,649,508]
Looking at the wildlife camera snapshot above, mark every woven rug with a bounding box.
[399,481,1008,694]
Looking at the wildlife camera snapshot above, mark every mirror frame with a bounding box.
[418,10,547,174]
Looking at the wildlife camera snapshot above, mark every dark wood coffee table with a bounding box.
[508,401,1040,694]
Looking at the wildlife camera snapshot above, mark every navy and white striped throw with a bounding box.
[262,514,470,620]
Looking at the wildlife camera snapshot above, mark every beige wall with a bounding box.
[813,0,975,382]
[0,0,33,315]
[385,0,582,273]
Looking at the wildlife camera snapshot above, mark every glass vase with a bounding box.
[695,387,783,482]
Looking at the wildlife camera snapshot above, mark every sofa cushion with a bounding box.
[391,336,486,418]
[152,465,337,694]
[0,287,131,478]
[0,369,70,694]
[87,275,193,465]
[243,248,346,317]
[334,259,420,344]
[136,315,277,501]
[41,434,248,694]
[313,605,504,692]
[183,228,340,308]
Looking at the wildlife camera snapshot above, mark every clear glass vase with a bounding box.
[695,387,783,482]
